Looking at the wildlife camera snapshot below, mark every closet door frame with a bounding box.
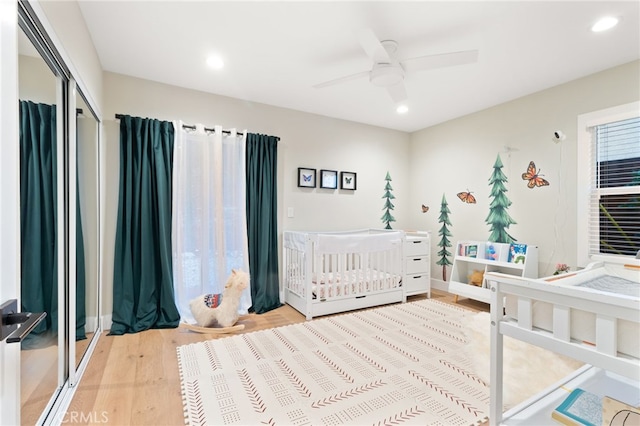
[0,0,21,422]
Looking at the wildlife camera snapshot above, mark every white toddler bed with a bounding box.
[283,229,405,320]
[486,255,640,425]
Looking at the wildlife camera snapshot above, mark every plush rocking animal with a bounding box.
[189,269,249,329]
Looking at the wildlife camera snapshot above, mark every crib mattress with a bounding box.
[576,275,639,297]
[311,269,402,299]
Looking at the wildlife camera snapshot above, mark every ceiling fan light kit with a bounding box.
[370,64,404,87]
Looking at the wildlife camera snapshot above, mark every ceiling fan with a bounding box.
[314,29,479,105]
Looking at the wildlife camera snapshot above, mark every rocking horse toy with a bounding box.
[185,269,249,334]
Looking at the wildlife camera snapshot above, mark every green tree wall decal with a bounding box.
[381,171,396,229]
[486,154,517,243]
[436,193,453,281]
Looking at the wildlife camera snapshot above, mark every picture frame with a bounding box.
[320,169,338,189]
[297,167,316,188]
[340,171,357,190]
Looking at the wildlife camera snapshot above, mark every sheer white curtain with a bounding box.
[172,122,251,323]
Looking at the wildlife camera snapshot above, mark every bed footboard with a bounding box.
[486,259,640,425]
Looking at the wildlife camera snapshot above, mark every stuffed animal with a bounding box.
[190,269,249,328]
[468,269,484,287]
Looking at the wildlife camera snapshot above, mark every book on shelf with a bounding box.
[485,241,510,262]
[458,243,478,258]
[508,243,527,264]
[551,388,601,426]
[485,242,497,261]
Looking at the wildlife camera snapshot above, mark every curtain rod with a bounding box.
[114,113,244,136]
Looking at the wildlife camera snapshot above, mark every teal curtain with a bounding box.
[245,133,281,314]
[110,115,179,334]
[19,100,87,345]
[19,101,58,344]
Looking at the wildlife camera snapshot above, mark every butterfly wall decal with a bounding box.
[522,161,549,188]
[421,204,429,213]
[457,190,476,204]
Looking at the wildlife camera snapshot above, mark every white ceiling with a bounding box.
[77,1,640,133]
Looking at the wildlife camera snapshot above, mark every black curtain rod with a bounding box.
[115,113,243,136]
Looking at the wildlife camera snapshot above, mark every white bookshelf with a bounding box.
[448,240,538,303]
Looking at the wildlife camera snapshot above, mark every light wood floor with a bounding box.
[64,291,488,425]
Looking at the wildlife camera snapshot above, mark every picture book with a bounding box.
[465,244,478,258]
[602,395,640,425]
[458,243,478,258]
[551,388,601,426]
[508,243,527,264]
[486,242,498,261]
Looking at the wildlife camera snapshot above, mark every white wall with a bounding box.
[408,60,640,286]
[101,71,411,316]
[37,0,103,114]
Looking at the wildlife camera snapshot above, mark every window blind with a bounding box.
[589,116,640,257]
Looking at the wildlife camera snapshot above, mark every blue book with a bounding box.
[552,388,602,426]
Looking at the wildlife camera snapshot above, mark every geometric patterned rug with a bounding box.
[177,299,489,425]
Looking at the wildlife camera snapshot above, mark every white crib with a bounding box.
[283,229,405,320]
[486,255,640,425]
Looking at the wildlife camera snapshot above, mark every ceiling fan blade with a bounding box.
[357,28,390,63]
[402,49,478,73]
[386,82,407,104]
[313,70,370,89]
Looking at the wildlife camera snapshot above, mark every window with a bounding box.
[577,102,640,265]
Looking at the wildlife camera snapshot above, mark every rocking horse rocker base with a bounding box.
[187,269,250,334]
[182,322,245,334]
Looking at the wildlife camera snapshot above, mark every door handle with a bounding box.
[1,299,47,343]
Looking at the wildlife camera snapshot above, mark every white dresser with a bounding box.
[404,232,431,297]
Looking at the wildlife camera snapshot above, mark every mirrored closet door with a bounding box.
[17,21,66,425]
[12,1,103,423]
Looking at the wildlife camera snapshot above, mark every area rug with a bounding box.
[177,299,490,425]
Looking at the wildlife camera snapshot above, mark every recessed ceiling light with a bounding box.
[206,55,224,70]
[591,16,619,32]
[396,105,409,114]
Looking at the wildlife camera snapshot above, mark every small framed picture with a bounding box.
[340,171,357,190]
[298,167,316,188]
[320,169,338,189]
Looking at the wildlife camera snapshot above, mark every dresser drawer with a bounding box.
[405,237,429,256]
[404,273,429,294]
[406,256,429,274]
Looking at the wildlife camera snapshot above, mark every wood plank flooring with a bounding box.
[63,291,488,425]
